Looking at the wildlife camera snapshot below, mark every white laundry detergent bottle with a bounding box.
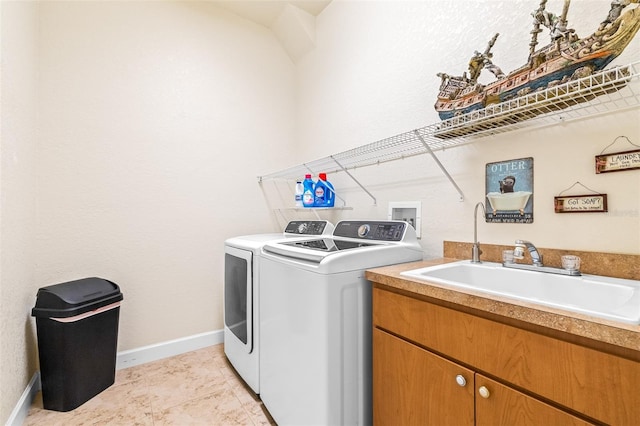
[294,181,304,207]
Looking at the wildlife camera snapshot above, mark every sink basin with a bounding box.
[400,261,640,324]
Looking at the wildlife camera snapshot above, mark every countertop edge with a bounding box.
[366,258,640,357]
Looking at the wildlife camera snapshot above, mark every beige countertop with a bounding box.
[366,258,640,358]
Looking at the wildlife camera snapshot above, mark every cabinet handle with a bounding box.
[455,375,467,387]
[478,386,491,399]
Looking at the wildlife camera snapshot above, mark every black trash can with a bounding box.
[31,277,123,412]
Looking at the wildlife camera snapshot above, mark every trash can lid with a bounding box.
[31,277,123,318]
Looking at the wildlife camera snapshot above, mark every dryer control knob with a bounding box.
[358,224,370,237]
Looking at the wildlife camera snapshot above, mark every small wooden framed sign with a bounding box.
[554,194,608,213]
[595,149,640,174]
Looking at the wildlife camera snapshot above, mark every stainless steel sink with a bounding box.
[400,261,640,324]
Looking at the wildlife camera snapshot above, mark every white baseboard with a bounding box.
[116,329,224,370]
[5,372,40,426]
[7,329,224,426]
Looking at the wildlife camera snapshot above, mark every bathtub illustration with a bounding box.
[486,191,532,215]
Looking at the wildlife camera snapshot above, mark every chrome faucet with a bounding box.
[513,240,543,266]
[471,202,485,263]
[505,239,580,276]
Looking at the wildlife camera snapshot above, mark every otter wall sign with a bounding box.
[484,157,534,223]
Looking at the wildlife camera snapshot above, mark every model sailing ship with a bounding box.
[434,0,640,123]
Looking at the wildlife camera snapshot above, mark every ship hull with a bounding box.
[436,55,616,120]
[434,4,640,121]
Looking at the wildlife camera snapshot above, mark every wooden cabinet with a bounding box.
[474,375,591,426]
[374,328,592,426]
[372,286,640,425]
[373,328,474,426]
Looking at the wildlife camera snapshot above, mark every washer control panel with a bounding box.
[334,221,406,241]
[284,221,332,235]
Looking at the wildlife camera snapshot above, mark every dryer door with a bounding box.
[224,245,253,352]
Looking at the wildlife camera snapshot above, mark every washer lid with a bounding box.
[224,221,335,250]
[281,238,376,252]
[263,238,385,263]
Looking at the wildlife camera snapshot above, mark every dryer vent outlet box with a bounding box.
[388,201,421,238]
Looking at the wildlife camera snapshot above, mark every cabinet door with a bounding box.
[475,375,595,426]
[373,328,474,426]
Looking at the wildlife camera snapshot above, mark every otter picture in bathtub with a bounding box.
[485,157,533,223]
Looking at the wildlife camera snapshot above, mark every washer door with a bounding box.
[224,245,253,352]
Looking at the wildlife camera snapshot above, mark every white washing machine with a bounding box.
[259,220,423,425]
[223,220,334,394]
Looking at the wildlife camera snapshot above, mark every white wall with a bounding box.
[2,1,296,422]
[36,1,295,351]
[0,1,39,422]
[294,0,640,257]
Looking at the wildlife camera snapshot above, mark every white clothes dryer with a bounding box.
[223,220,334,394]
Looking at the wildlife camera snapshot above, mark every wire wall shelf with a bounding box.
[258,61,640,194]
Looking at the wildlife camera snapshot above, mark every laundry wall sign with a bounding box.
[595,149,640,174]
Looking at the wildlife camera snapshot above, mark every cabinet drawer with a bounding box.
[373,287,640,425]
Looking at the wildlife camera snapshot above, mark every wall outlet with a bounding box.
[388,201,421,239]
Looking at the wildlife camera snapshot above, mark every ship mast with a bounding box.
[528,0,548,59]
[556,0,571,39]
[554,0,572,49]
[559,0,571,33]
[468,33,499,84]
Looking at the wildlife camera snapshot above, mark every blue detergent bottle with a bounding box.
[313,173,335,207]
[302,174,315,207]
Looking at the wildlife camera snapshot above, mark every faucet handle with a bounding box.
[513,243,526,259]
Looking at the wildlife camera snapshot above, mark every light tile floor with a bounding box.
[25,344,275,425]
